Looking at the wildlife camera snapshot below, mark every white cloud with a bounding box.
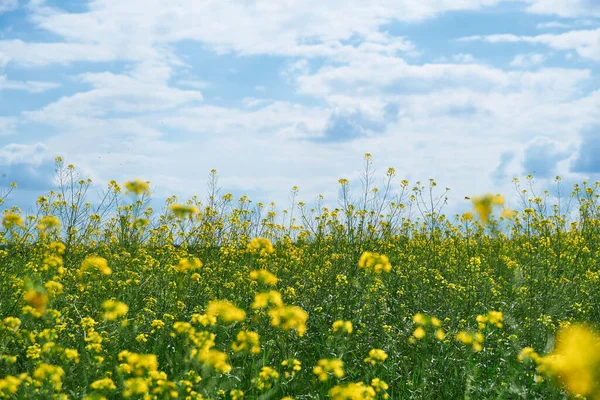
[523,0,600,18]
[509,53,546,67]
[536,21,574,29]
[0,117,17,135]
[0,0,510,69]
[0,0,18,14]
[0,75,60,92]
[0,142,47,165]
[460,29,600,61]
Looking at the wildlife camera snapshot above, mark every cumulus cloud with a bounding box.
[314,109,386,143]
[524,0,600,18]
[0,0,18,14]
[571,126,600,173]
[522,137,572,177]
[0,117,17,136]
[0,143,55,191]
[460,29,600,61]
[0,75,60,92]
[510,53,546,68]
[490,151,516,183]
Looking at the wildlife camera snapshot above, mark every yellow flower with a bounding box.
[36,215,61,231]
[33,363,65,391]
[313,358,344,381]
[249,269,278,286]
[537,325,600,397]
[281,359,302,379]
[44,281,63,297]
[435,329,446,341]
[199,349,231,374]
[123,377,148,397]
[23,289,48,314]
[206,300,246,324]
[471,194,504,223]
[80,256,112,277]
[329,382,376,400]
[123,179,150,196]
[64,348,79,363]
[247,237,275,256]
[268,305,308,336]
[232,331,261,354]
[252,291,283,309]
[176,257,203,273]
[455,331,484,351]
[90,378,116,391]
[2,213,23,229]
[412,327,426,340]
[169,204,200,218]
[332,320,353,334]
[252,366,279,390]
[0,375,22,395]
[101,300,129,321]
[364,349,388,365]
[230,390,244,400]
[371,378,389,398]
[358,252,392,274]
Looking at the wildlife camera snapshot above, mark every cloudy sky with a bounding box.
[0,0,599,212]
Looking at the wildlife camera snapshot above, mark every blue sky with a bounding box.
[0,0,599,213]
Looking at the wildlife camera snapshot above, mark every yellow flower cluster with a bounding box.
[471,194,505,223]
[124,179,151,196]
[329,382,376,400]
[281,359,302,379]
[313,358,344,381]
[268,305,308,337]
[476,311,503,329]
[410,313,446,342]
[169,204,200,218]
[358,251,392,273]
[252,366,279,390]
[332,320,353,334]
[519,325,600,398]
[455,331,485,352]
[363,348,388,365]
[79,256,112,277]
[176,257,203,273]
[231,331,260,354]
[102,300,129,321]
[249,269,278,286]
[205,300,246,324]
[247,237,275,256]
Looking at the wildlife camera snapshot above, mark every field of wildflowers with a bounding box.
[1,155,600,399]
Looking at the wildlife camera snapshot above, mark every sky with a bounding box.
[0,0,599,214]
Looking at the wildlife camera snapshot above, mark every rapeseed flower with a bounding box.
[2,213,23,229]
[23,289,48,314]
[536,325,600,397]
[332,320,353,334]
[268,305,308,336]
[231,331,260,354]
[124,179,150,196]
[329,382,376,400]
[358,252,392,273]
[364,349,388,365]
[206,300,246,324]
[253,366,279,390]
[249,269,278,286]
[314,358,344,381]
[170,204,200,218]
[247,237,275,256]
[102,300,129,321]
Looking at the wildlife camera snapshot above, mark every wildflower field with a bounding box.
[1,156,600,399]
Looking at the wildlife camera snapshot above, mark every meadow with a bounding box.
[0,155,599,399]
